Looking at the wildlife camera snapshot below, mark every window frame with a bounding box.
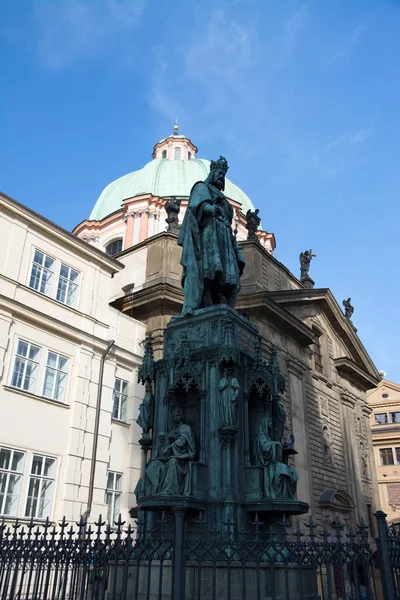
[112,378,128,422]
[174,147,181,160]
[105,239,123,257]
[375,413,389,425]
[28,249,55,296]
[105,471,123,524]
[10,339,41,394]
[24,454,56,520]
[311,327,324,375]
[380,447,394,466]
[42,351,69,402]
[390,412,400,424]
[0,447,25,517]
[56,263,79,308]
[28,247,81,310]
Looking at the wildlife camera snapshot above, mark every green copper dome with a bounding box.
[89,158,255,221]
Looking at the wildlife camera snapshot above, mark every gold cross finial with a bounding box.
[173,118,179,134]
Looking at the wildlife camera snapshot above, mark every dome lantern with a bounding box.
[152,124,198,161]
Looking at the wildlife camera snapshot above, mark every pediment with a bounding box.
[319,489,355,512]
[267,288,380,386]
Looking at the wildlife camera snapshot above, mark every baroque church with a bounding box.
[0,124,380,530]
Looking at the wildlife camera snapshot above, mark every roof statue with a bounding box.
[343,297,354,321]
[177,156,245,316]
[299,249,316,289]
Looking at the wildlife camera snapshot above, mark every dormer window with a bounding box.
[174,147,181,160]
[106,239,123,256]
[162,150,167,159]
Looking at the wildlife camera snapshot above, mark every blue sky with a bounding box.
[1,0,399,380]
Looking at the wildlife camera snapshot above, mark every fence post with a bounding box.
[172,508,187,600]
[375,510,397,600]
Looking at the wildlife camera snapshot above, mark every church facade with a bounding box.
[0,126,380,530]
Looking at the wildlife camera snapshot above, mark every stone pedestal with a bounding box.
[301,275,315,289]
[133,304,312,599]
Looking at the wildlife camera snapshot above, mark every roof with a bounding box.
[0,190,124,274]
[89,158,255,221]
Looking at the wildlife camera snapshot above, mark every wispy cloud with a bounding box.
[35,0,147,69]
[349,129,371,145]
[331,21,369,63]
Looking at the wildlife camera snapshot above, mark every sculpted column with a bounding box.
[287,360,312,507]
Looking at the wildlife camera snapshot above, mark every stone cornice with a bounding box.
[236,292,316,347]
[335,357,379,391]
[114,281,184,319]
[1,191,123,274]
[0,294,143,366]
[267,288,380,381]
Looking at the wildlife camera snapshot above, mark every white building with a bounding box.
[0,191,146,525]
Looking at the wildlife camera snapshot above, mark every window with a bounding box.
[396,448,400,465]
[56,264,79,308]
[188,151,192,160]
[11,340,40,393]
[312,328,323,374]
[113,378,128,421]
[105,471,122,524]
[29,250,54,295]
[42,352,69,402]
[25,455,56,519]
[380,447,394,466]
[390,412,400,424]
[106,239,123,256]
[162,150,167,158]
[382,393,389,398]
[174,147,181,160]
[375,413,388,425]
[0,448,25,516]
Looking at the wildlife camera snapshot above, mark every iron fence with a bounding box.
[0,511,398,600]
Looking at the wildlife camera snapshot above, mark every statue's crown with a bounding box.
[210,156,229,174]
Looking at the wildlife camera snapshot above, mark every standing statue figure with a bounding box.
[136,407,195,498]
[299,249,316,280]
[165,198,181,234]
[245,208,261,241]
[218,367,240,427]
[322,424,335,468]
[254,412,298,500]
[342,297,354,321]
[177,156,245,315]
[136,381,154,435]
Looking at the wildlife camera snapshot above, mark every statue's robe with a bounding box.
[218,376,239,426]
[254,416,298,500]
[178,181,245,315]
[142,423,196,497]
[136,390,154,434]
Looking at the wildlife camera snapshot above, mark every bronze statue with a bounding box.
[136,381,154,434]
[177,156,245,315]
[299,249,316,280]
[136,407,195,498]
[254,412,298,500]
[165,197,181,234]
[245,208,260,241]
[218,367,239,427]
[342,297,354,321]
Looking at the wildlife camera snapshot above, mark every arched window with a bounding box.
[106,239,123,256]
[312,327,323,374]
[188,151,192,160]
[162,150,167,158]
[174,147,181,160]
